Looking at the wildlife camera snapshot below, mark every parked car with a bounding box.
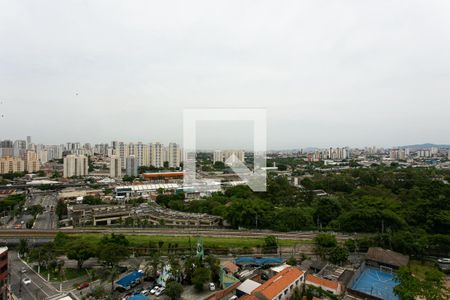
[22,278,32,285]
[20,267,27,273]
[150,286,160,294]
[141,289,150,296]
[155,287,165,296]
[229,296,238,300]
[77,282,90,290]
[438,258,450,264]
[209,282,216,291]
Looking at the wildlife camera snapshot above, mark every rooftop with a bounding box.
[366,247,409,268]
[237,279,261,295]
[305,274,339,291]
[253,267,303,299]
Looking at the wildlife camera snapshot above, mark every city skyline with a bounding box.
[1,135,450,151]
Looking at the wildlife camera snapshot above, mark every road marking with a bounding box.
[30,280,50,297]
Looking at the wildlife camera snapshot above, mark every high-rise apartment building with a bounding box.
[25,150,40,173]
[63,154,88,178]
[126,155,138,177]
[149,142,164,168]
[110,155,122,178]
[0,157,25,174]
[13,140,27,157]
[0,140,13,158]
[118,142,128,169]
[135,142,149,167]
[167,143,181,168]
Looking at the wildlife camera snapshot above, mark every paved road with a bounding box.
[20,191,58,230]
[32,193,57,230]
[9,251,60,300]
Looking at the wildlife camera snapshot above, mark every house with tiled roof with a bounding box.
[305,274,342,295]
[251,267,304,300]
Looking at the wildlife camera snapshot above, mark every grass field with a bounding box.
[35,266,89,282]
[70,233,311,250]
[409,260,442,280]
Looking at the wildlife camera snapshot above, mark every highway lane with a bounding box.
[31,192,58,230]
[9,250,60,300]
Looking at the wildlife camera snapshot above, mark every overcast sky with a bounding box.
[0,1,449,149]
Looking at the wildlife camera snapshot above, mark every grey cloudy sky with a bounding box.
[0,0,449,149]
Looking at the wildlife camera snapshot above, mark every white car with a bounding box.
[141,289,150,296]
[155,287,165,296]
[22,278,32,285]
[209,282,216,291]
[229,296,238,300]
[150,286,159,294]
[438,258,450,264]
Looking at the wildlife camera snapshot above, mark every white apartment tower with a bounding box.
[167,143,181,168]
[110,155,122,178]
[118,142,128,169]
[136,142,149,167]
[126,155,138,177]
[149,142,164,168]
[63,155,88,178]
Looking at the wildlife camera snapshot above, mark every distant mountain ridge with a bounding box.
[399,143,450,149]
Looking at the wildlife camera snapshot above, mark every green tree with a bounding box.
[394,267,424,300]
[165,281,184,300]
[145,253,161,279]
[328,246,349,265]
[313,234,337,259]
[192,267,211,292]
[66,240,96,269]
[27,205,44,217]
[18,239,29,258]
[98,243,129,267]
[263,235,278,253]
[205,255,221,284]
[82,195,103,205]
[55,200,67,220]
[286,256,297,266]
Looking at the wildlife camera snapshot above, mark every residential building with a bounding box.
[63,154,88,178]
[126,155,138,177]
[110,155,122,178]
[25,150,40,173]
[251,267,304,300]
[0,157,25,174]
[213,150,223,163]
[136,142,149,167]
[118,142,128,169]
[0,140,13,158]
[13,140,27,157]
[0,247,8,299]
[167,142,181,168]
[149,142,164,168]
[305,274,342,295]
